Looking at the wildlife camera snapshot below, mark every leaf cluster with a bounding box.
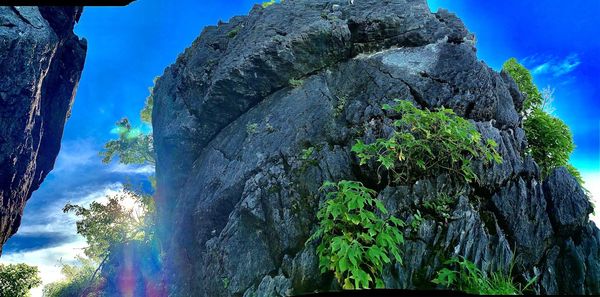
[63,189,154,261]
[42,257,102,297]
[433,257,537,295]
[261,0,283,8]
[100,118,155,166]
[307,180,405,289]
[523,109,574,178]
[352,100,502,185]
[0,263,41,297]
[503,58,582,182]
[502,58,543,116]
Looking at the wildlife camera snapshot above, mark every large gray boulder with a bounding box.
[152,0,599,295]
[0,6,87,253]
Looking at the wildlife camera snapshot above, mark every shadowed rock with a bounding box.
[0,6,86,254]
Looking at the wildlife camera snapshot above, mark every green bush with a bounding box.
[261,0,281,8]
[502,58,543,115]
[523,109,575,178]
[307,180,405,289]
[352,100,502,185]
[503,58,581,181]
[432,257,537,295]
[0,263,41,297]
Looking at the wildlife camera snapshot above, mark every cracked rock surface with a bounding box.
[152,0,599,295]
[0,6,86,253]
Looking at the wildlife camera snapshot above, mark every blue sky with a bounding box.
[1,1,598,295]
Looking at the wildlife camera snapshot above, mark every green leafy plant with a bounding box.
[227,26,241,38]
[523,108,575,178]
[0,263,41,297]
[261,0,280,8]
[301,147,315,160]
[246,123,259,134]
[423,192,456,222]
[503,59,582,182]
[101,118,155,166]
[289,78,304,88]
[352,100,502,185]
[433,257,537,295]
[502,58,543,116]
[307,180,405,289]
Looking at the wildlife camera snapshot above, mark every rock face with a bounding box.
[0,7,86,253]
[152,0,599,295]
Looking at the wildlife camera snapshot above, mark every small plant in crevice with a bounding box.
[352,100,503,186]
[422,191,457,223]
[306,180,405,289]
[222,277,230,289]
[334,95,348,117]
[227,26,241,38]
[301,146,315,161]
[289,78,304,88]
[432,256,538,295]
[261,0,284,8]
[246,123,259,135]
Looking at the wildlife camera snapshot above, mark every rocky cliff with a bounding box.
[152,0,599,295]
[0,7,86,253]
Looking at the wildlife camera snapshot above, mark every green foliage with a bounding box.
[565,164,585,188]
[307,180,405,289]
[140,93,153,125]
[100,118,155,166]
[301,147,315,161]
[502,58,543,116]
[227,26,241,38]
[523,109,575,178]
[261,0,281,8]
[246,123,259,134]
[289,78,304,88]
[63,189,155,261]
[42,257,101,297]
[423,192,456,222]
[503,58,582,183]
[222,278,230,289]
[0,263,41,297]
[352,100,502,185]
[433,257,537,295]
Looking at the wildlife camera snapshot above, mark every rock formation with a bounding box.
[0,6,86,254]
[152,0,599,295]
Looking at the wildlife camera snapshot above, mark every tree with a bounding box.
[42,257,100,297]
[100,118,154,166]
[100,89,155,166]
[63,189,154,262]
[0,263,42,297]
[46,89,159,296]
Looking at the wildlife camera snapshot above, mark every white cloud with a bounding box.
[0,240,88,297]
[525,53,581,77]
[108,163,155,175]
[52,139,100,173]
[582,172,600,225]
[17,183,123,237]
[1,183,124,297]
